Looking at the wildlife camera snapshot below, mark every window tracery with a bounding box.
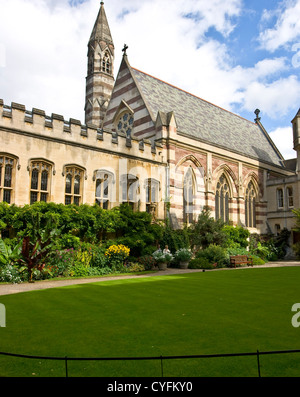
[215,173,230,223]
[116,112,134,137]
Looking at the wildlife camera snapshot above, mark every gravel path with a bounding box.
[0,261,300,296]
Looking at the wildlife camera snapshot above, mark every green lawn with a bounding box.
[0,267,300,377]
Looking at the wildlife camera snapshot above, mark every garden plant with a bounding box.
[0,202,293,283]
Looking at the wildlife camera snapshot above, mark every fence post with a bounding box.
[160,356,164,377]
[256,350,261,377]
[65,356,68,378]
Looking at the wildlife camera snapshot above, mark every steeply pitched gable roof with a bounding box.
[130,66,284,167]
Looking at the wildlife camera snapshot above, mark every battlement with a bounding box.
[0,100,164,162]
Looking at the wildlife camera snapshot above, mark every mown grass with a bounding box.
[0,267,299,377]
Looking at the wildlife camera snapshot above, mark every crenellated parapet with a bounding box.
[0,100,164,162]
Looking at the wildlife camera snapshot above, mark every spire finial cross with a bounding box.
[122,44,128,56]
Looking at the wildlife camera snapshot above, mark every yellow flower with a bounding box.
[105,244,130,258]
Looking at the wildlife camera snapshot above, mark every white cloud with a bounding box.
[0,43,5,68]
[269,126,295,159]
[0,0,95,120]
[0,0,299,150]
[0,0,244,121]
[241,75,300,119]
[259,0,300,51]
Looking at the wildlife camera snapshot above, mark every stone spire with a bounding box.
[85,1,115,128]
[89,1,114,47]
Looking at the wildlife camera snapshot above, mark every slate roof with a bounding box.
[131,67,284,167]
[284,158,297,171]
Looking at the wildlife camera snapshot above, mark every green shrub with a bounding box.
[196,244,228,268]
[87,266,113,276]
[251,241,271,260]
[57,234,81,250]
[189,207,228,249]
[293,242,300,259]
[249,255,265,266]
[127,263,145,272]
[189,258,215,269]
[160,226,190,253]
[46,248,77,277]
[137,255,156,270]
[223,225,250,248]
[225,247,250,257]
[90,246,107,268]
[69,263,90,277]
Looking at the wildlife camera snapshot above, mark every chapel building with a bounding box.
[1,1,299,245]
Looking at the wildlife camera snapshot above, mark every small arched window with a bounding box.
[287,187,294,208]
[102,51,111,74]
[277,188,284,209]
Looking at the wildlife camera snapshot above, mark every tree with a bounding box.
[18,214,60,282]
[189,207,228,250]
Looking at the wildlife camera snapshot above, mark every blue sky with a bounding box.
[0,0,300,158]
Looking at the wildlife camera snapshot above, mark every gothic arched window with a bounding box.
[102,52,111,74]
[29,160,52,204]
[95,171,113,210]
[64,166,83,205]
[145,178,159,216]
[121,174,139,210]
[215,173,230,223]
[0,155,16,204]
[245,181,257,228]
[183,168,194,224]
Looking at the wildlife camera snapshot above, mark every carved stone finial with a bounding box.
[254,109,261,122]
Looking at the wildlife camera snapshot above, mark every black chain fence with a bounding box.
[1,349,300,377]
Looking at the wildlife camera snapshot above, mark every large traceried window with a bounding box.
[215,173,230,223]
[245,181,257,228]
[0,155,15,204]
[183,168,194,224]
[64,166,84,205]
[29,160,52,204]
[95,171,114,209]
